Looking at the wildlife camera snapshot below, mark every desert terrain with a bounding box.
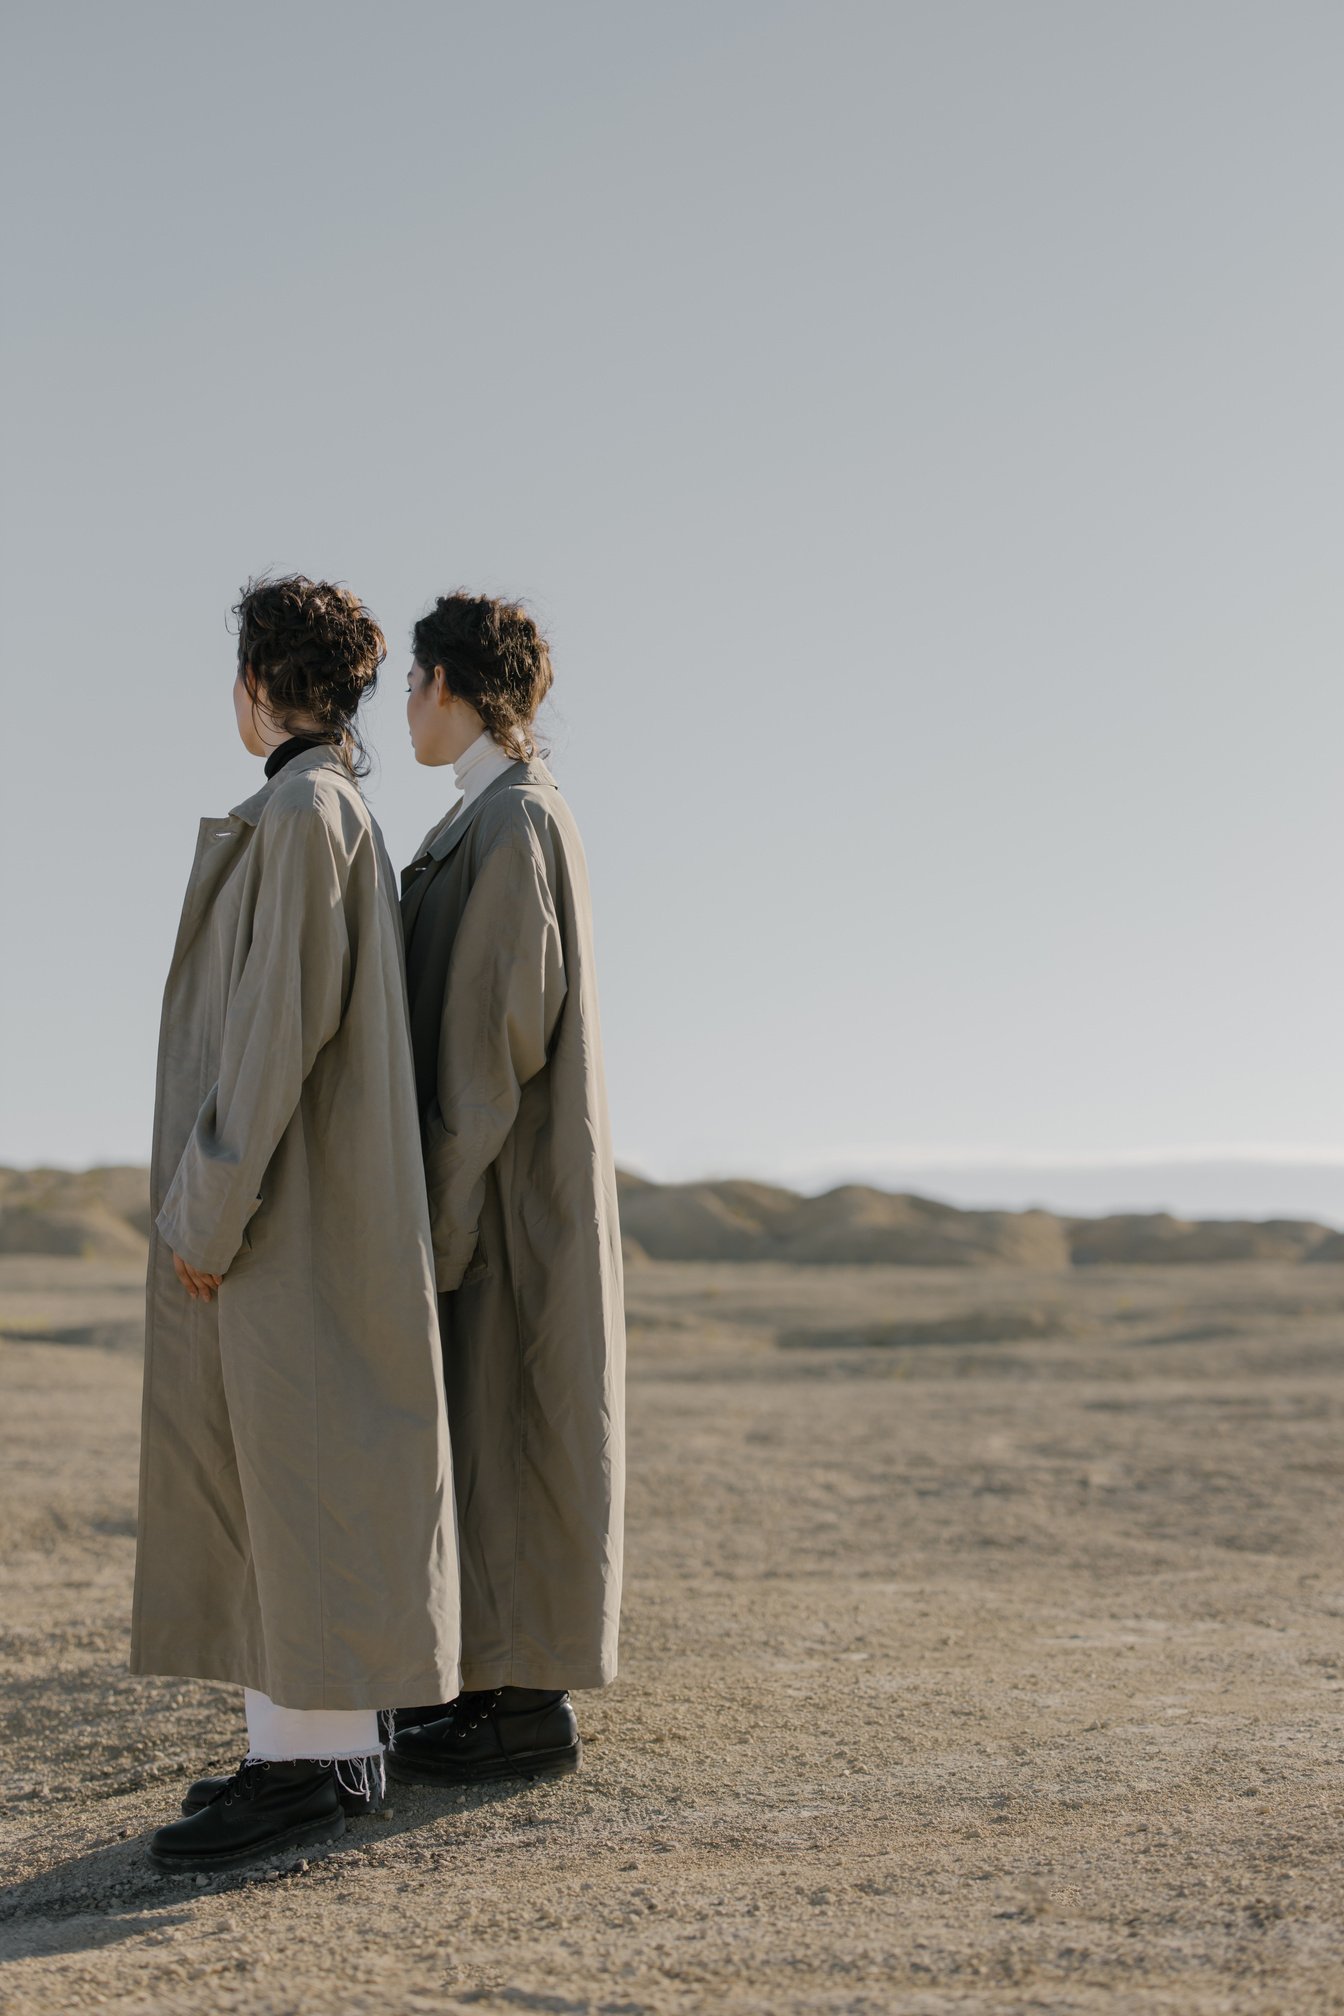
[1,1172,1343,2013]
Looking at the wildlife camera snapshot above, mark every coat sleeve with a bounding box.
[157,800,350,1276]
[423,823,567,1292]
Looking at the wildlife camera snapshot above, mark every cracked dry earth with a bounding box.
[1,1254,1343,2015]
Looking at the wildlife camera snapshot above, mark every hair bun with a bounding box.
[412,590,553,762]
[233,574,387,778]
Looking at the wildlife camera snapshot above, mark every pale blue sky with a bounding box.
[2,1,1342,1202]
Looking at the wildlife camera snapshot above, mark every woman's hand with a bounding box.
[172,1253,223,1301]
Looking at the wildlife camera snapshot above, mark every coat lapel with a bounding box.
[425,757,536,862]
[399,758,557,929]
[167,820,249,985]
[399,846,445,945]
[171,749,355,978]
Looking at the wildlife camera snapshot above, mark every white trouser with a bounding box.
[244,1688,380,1761]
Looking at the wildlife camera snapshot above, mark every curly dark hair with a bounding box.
[232,574,386,777]
[411,592,552,760]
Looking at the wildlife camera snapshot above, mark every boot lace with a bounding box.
[447,1689,504,1740]
[220,1759,270,1806]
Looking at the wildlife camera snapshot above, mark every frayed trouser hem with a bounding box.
[241,1749,386,1803]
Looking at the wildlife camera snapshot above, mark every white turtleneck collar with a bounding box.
[452,730,519,814]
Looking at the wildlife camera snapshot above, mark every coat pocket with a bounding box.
[238,1196,264,1257]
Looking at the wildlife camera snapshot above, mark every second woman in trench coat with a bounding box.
[388,592,626,1788]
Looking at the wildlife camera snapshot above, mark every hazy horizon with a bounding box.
[9,1149,1344,1230]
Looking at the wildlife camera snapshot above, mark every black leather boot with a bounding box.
[388,1688,582,1786]
[181,1758,379,1819]
[150,1759,344,1870]
[391,1702,456,1736]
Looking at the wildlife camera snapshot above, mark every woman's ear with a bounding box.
[433,665,452,709]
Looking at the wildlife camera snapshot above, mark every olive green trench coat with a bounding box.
[400,757,625,1693]
[131,747,461,1711]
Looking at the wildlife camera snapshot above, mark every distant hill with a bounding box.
[615,1172,1070,1266]
[616,1174,1342,1267]
[2,1166,1342,1267]
[0,1167,152,1259]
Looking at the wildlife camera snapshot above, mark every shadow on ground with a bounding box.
[0,1771,541,1963]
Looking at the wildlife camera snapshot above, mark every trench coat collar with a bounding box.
[421,756,557,866]
[227,744,353,827]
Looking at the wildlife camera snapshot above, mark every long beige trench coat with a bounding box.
[131,747,461,1711]
[400,757,625,1693]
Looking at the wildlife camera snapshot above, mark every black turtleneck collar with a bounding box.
[265,734,329,781]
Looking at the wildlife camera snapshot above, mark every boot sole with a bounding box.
[387,1737,582,1787]
[148,1808,346,1872]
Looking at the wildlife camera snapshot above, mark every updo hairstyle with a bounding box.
[233,574,386,776]
[411,592,552,761]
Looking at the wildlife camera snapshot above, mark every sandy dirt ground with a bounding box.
[1,1253,1342,2014]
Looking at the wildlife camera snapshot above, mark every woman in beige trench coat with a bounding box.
[388,593,625,1789]
[132,576,459,1871]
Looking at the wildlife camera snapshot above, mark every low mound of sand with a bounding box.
[618,1179,1069,1267]
[0,1169,150,1261]
[3,1166,1339,1269]
[1066,1213,1331,1265]
[613,1178,810,1263]
[617,1177,1340,1267]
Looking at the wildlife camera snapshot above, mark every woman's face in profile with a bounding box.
[405,658,434,756]
[406,658,465,767]
[233,665,269,757]
[407,658,490,767]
